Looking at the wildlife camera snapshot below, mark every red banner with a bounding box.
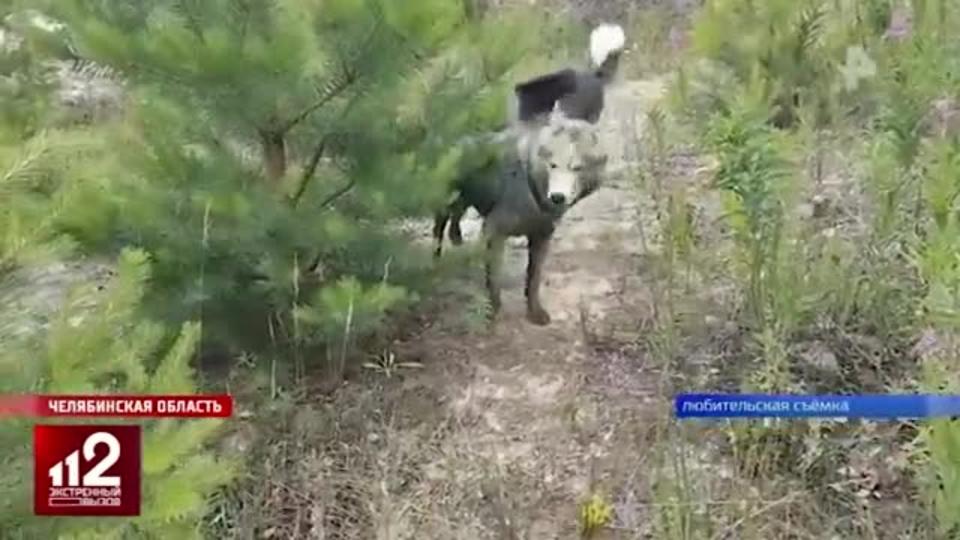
[0,395,232,418]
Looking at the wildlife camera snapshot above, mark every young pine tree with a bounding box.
[0,3,112,277]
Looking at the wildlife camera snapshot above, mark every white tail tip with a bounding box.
[590,23,626,67]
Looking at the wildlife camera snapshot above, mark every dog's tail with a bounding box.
[590,23,626,68]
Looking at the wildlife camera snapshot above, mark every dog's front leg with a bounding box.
[448,197,468,246]
[484,233,506,320]
[433,208,450,259]
[525,233,552,325]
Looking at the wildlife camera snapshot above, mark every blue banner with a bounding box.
[675,393,960,419]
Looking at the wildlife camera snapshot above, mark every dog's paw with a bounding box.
[486,299,501,319]
[526,306,551,326]
[449,229,464,245]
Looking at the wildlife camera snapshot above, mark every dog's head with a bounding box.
[528,115,608,210]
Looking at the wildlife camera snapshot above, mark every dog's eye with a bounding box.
[549,163,558,169]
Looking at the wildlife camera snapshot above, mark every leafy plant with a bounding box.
[681,0,898,131]
[578,492,614,539]
[705,88,793,328]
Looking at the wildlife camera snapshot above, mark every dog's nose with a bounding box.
[549,193,567,205]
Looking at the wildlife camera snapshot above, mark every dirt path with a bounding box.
[374,78,670,539]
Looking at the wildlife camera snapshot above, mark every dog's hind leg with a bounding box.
[484,232,506,320]
[447,196,468,246]
[524,233,552,325]
[433,208,450,258]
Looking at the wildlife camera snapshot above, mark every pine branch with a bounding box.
[66,59,122,82]
[174,0,206,44]
[290,90,364,206]
[290,135,328,205]
[794,4,826,62]
[290,136,358,208]
[278,18,385,134]
[278,60,356,134]
[231,0,252,42]
[1,129,94,192]
[317,177,356,209]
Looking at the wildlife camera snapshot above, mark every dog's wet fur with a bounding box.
[433,115,608,325]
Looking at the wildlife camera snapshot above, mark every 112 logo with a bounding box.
[34,425,141,516]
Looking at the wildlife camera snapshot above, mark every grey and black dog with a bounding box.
[433,115,609,325]
[431,23,625,325]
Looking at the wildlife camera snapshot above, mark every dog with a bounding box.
[433,112,608,325]
[441,21,625,251]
